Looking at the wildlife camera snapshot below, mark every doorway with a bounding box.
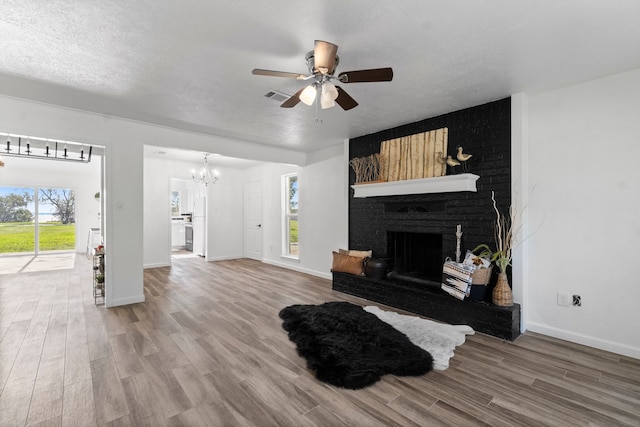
[0,140,104,275]
[170,178,201,260]
[244,181,262,260]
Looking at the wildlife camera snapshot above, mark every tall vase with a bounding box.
[493,272,513,307]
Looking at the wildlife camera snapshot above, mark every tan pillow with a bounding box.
[348,249,372,258]
[331,251,366,275]
[338,248,348,254]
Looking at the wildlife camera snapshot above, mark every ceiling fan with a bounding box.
[252,40,393,111]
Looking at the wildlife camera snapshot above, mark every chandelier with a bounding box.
[192,153,218,186]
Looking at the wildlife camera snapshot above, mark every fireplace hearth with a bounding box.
[332,271,521,340]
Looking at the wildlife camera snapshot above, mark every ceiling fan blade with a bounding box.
[338,67,393,83]
[252,69,308,79]
[280,87,306,108]
[313,40,338,74]
[334,86,358,110]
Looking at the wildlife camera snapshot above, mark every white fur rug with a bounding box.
[364,306,474,370]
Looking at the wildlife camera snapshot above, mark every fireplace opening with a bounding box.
[387,231,443,286]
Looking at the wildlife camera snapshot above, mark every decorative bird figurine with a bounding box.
[446,155,460,173]
[446,155,460,167]
[456,146,472,172]
[436,152,460,173]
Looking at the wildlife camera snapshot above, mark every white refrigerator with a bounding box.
[192,197,206,256]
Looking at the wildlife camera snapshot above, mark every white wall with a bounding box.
[520,68,640,358]
[207,166,245,261]
[143,156,170,268]
[511,93,529,328]
[253,143,349,279]
[297,143,349,277]
[143,156,202,268]
[105,141,144,306]
[243,162,295,260]
[0,154,101,253]
[143,154,251,266]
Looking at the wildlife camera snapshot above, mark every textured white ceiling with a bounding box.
[1,0,639,154]
[144,145,264,169]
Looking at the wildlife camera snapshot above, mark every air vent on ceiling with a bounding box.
[264,90,290,103]
[154,150,167,155]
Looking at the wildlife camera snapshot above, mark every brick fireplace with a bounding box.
[332,97,521,340]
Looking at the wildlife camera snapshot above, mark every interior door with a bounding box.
[244,181,262,260]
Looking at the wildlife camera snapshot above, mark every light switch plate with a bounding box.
[557,292,571,306]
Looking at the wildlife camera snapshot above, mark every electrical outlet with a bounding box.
[572,295,582,307]
[557,292,571,306]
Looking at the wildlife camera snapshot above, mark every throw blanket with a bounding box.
[364,306,474,370]
[279,302,433,389]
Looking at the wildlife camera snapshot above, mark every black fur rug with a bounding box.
[278,301,433,389]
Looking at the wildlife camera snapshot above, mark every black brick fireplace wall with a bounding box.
[335,97,520,339]
[348,97,512,273]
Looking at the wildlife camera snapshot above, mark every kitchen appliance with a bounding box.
[192,197,206,256]
[171,216,186,247]
[185,224,193,252]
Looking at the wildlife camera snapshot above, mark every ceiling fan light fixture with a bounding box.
[252,40,393,111]
[320,82,339,109]
[299,84,317,106]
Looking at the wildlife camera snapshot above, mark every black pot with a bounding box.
[365,258,387,280]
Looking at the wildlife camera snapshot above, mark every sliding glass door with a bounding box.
[38,188,76,252]
[0,187,35,254]
[0,186,75,254]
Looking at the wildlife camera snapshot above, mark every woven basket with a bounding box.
[493,272,513,307]
[471,266,492,285]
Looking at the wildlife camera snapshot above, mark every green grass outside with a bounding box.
[288,219,299,256]
[289,219,298,243]
[0,222,75,253]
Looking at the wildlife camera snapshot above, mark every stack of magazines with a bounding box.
[441,259,475,300]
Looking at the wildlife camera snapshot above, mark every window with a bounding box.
[283,173,298,258]
[171,191,181,217]
[0,186,76,254]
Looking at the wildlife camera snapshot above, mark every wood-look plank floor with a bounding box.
[1,256,639,426]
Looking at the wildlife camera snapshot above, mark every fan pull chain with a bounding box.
[314,94,324,123]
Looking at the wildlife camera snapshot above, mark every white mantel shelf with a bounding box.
[351,173,479,198]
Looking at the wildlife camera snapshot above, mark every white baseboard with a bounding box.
[143,262,171,269]
[106,294,145,308]
[527,321,640,360]
[262,258,332,280]
[207,255,243,262]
